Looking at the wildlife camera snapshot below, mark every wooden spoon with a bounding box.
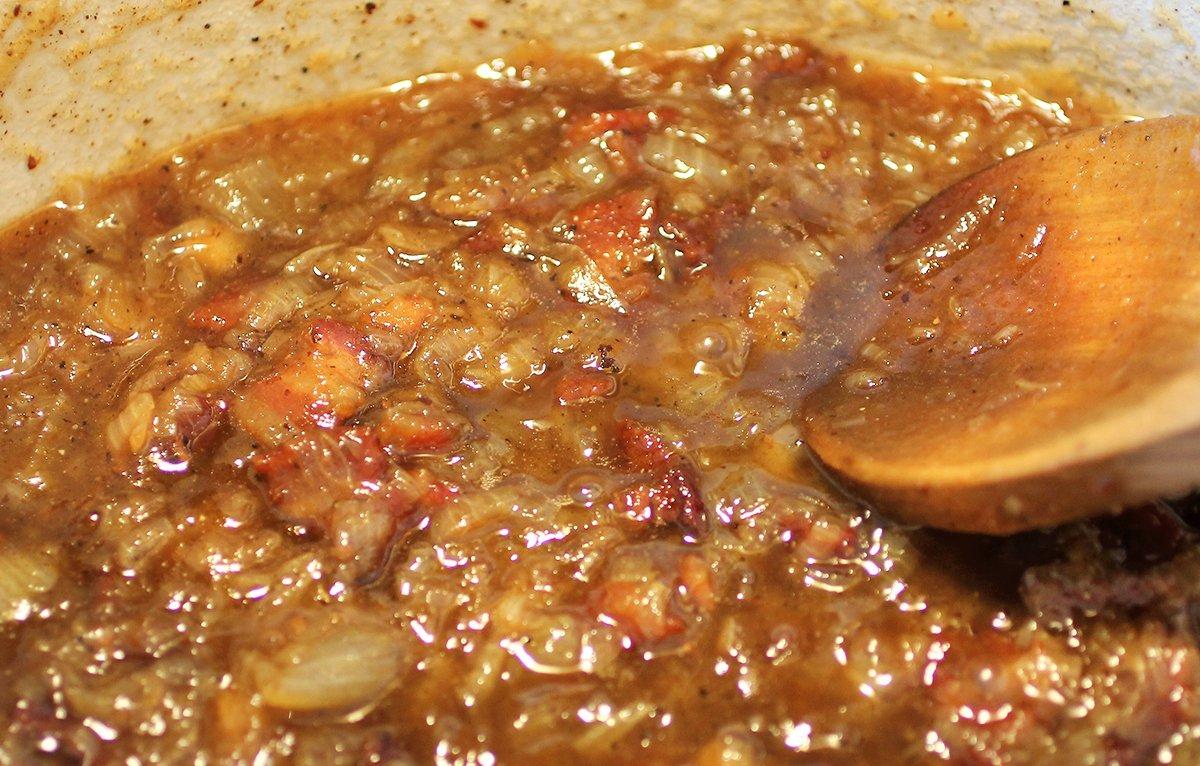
[802,116,1200,534]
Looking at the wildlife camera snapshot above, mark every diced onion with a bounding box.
[106,391,155,454]
[641,132,735,195]
[245,276,317,332]
[0,547,58,623]
[560,144,613,190]
[378,223,464,260]
[252,614,403,714]
[0,327,51,380]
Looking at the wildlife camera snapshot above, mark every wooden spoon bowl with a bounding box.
[803,117,1200,534]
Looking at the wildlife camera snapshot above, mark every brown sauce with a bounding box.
[1,34,1197,764]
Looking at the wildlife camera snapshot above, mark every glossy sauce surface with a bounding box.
[1,35,1197,765]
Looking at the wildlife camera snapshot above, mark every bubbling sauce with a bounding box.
[1,34,1197,765]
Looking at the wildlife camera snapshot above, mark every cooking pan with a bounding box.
[0,0,1196,223]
